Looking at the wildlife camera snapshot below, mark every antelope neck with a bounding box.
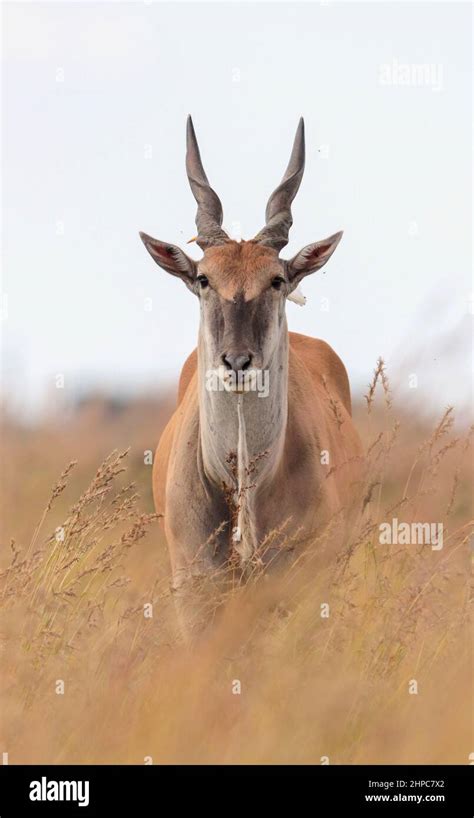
[197,326,289,493]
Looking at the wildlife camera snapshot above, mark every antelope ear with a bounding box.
[139,232,197,288]
[286,231,343,285]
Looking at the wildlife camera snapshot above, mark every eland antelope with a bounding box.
[140,117,364,627]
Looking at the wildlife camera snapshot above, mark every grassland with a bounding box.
[0,366,471,764]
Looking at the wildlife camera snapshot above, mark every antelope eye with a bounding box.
[197,275,209,289]
[271,277,285,290]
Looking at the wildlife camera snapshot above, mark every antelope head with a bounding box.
[140,117,343,389]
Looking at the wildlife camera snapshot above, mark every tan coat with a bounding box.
[153,331,363,588]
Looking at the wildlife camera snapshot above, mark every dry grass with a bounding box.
[0,374,472,765]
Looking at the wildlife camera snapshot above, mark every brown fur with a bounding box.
[140,120,363,637]
[199,240,283,301]
[154,330,363,589]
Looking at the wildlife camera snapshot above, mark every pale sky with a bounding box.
[2,1,472,417]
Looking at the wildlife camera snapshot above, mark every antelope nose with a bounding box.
[222,353,252,373]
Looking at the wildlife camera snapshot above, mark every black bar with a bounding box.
[0,765,472,815]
